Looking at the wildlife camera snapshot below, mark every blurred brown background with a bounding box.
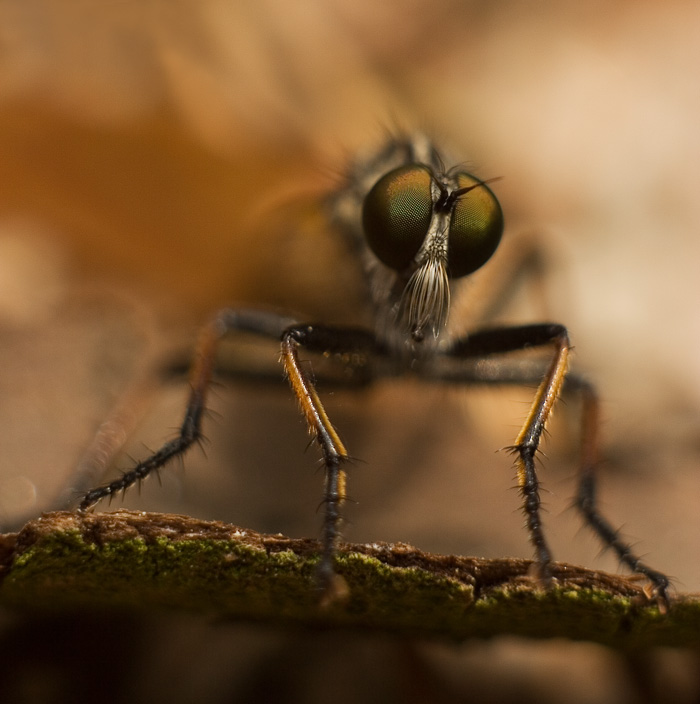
[0,1,698,702]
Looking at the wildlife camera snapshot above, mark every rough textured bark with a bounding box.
[0,510,696,649]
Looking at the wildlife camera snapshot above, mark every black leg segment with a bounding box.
[441,324,670,604]
[79,309,299,510]
[280,323,383,603]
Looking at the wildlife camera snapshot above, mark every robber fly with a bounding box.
[79,133,670,606]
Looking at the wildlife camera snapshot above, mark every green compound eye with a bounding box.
[447,173,504,278]
[362,165,433,271]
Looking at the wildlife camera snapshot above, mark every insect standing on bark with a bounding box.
[79,134,670,607]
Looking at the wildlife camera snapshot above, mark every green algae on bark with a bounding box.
[0,510,697,648]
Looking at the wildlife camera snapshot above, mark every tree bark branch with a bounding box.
[0,510,697,649]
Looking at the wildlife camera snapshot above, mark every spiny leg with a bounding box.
[447,323,571,583]
[566,375,670,608]
[280,324,381,604]
[439,330,670,604]
[512,327,569,582]
[79,309,297,510]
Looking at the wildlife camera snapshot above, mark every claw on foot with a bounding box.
[316,564,349,609]
[643,582,671,615]
[529,560,556,590]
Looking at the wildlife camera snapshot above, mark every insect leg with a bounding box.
[79,309,298,510]
[435,335,670,605]
[280,324,381,603]
[565,375,670,608]
[447,324,571,583]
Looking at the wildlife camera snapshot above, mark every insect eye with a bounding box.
[447,173,504,278]
[362,165,433,271]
